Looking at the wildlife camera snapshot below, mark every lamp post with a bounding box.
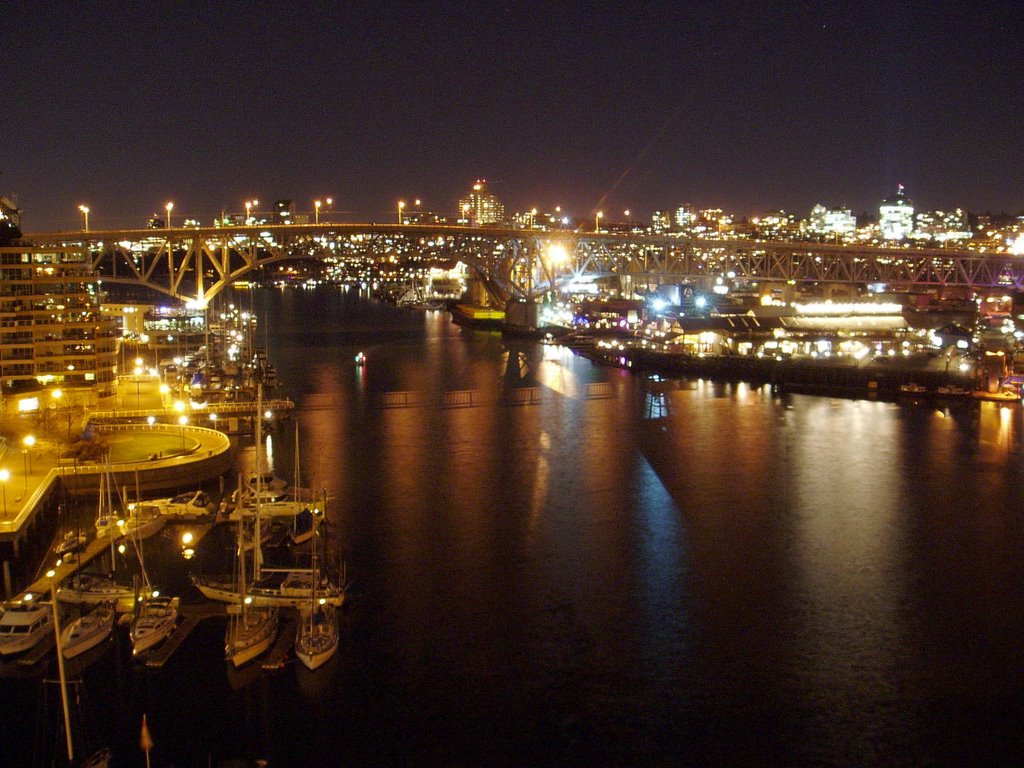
[245,199,259,224]
[133,366,143,408]
[78,205,90,232]
[0,468,8,515]
[397,200,405,225]
[178,415,188,452]
[595,211,603,233]
[22,435,35,474]
[51,389,63,437]
[165,202,174,229]
[314,200,321,224]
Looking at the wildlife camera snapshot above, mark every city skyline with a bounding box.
[4,1,1023,231]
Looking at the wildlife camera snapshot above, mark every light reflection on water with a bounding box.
[7,287,1024,767]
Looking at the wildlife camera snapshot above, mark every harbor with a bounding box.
[2,288,1024,767]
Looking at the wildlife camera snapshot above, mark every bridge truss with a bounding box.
[23,223,1024,306]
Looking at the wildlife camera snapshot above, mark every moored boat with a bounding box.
[295,602,338,671]
[57,573,135,610]
[0,600,53,656]
[226,602,279,668]
[136,490,215,520]
[130,595,178,655]
[193,569,346,609]
[61,602,115,659]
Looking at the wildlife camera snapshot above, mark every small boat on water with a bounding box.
[0,600,53,656]
[194,569,346,609]
[55,530,88,557]
[130,595,179,655]
[898,382,929,396]
[295,524,339,671]
[354,351,366,365]
[935,384,971,398]
[295,603,338,670]
[57,573,135,610]
[61,602,115,659]
[136,490,215,520]
[121,504,166,541]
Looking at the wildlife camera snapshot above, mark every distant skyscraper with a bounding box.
[808,204,856,238]
[879,186,914,240]
[458,180,505,226]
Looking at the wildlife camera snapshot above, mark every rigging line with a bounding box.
[593,101,689,216]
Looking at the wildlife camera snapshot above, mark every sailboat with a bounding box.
[225,470,279,667]
[294,523,339,671]
[194,386,346,608]
[288,423,321,547]
[128,503,178,656]
[61,601,115,659]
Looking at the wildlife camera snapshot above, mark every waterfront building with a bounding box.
[879,186,915,240]
[457,180,505,226]
[0,244,118,411]
[807,204,857,239]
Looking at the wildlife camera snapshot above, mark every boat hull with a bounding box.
[61,604,115,659]
[226,608,279,667]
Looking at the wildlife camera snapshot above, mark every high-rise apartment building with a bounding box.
[808,204,857,238]
[0,245,118,410]
[879,187,914,240]
[457,180,505,226]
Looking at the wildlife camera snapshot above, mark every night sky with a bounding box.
[4,1,1023,231]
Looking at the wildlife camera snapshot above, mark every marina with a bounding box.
[1,287,1024,767]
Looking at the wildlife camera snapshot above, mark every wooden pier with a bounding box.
[261,613,296,670]
[144,601,225,668]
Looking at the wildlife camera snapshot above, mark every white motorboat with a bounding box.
[130,596,178,655]
[0,600,53,656]
[55,530,88,557]
[136,490,215,520]
[121,504,166,541]
[61,602,115,659]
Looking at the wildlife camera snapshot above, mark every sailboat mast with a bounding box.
[254,383,263,581]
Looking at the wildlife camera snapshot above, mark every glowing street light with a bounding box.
[22,435,35,474]
[245,199,259,224]
[178,414,188,451]
[595,211,603,232]
[165,202,174,229]
[398,200,406,225]
[314,200,322,224]
[78,205,90,232]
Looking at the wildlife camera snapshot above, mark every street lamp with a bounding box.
[22,435,35,474]
[178,415,188,452]
[78,205,90,232]
[314,200,322,224]
[165,202,174,229]
[595,211,603,232]
[133,365,143,408]
[0,468,8,515]
[245,199,259,224]
[398,200,405,225]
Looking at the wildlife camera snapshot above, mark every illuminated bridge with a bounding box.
[22,223,1024,306]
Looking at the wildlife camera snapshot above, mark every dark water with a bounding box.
[6,285,1024,767]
